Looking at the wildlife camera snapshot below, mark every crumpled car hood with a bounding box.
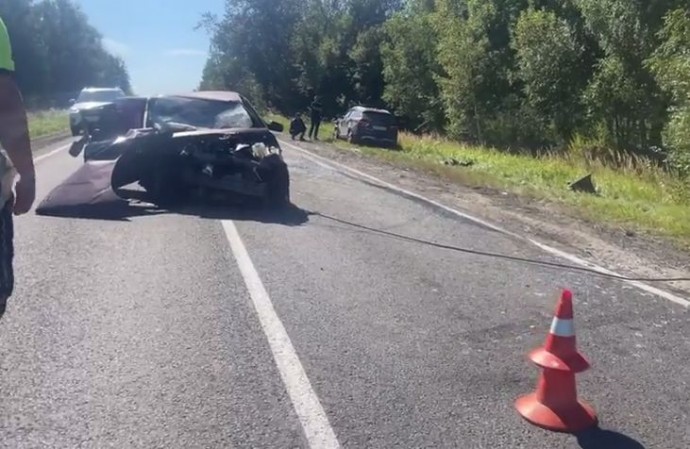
[35,159,122,214]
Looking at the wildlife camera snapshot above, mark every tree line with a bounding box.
[199,0,690,176]
[1,0,132,109]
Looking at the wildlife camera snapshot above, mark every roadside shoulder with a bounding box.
[285,139,690,298]
[32,131,71,151]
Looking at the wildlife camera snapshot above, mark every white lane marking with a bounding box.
[34,143,70,163]
[221,220,341,449]
[279,139,690,308]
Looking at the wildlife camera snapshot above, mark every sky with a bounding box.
[75,0,224,96]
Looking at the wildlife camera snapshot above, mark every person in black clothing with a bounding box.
[289,113,306,141]
[308,96,323,140]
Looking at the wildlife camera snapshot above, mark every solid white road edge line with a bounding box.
[221,220,341,449]
[34,143,70,163]
[279,139,690,308]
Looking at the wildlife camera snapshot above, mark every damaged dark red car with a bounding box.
[37,91,291,215]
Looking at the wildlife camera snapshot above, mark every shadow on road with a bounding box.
[575,426,647,449]
[173,202,311,226]
[35,198,311,226]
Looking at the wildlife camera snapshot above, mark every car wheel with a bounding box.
[262,155,291,208]
[347,130,358,145]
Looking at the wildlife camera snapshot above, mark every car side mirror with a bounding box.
[267,121,284,133]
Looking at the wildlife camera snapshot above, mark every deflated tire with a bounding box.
[259,154,291,208]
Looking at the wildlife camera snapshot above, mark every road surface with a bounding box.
[0,136,688,448]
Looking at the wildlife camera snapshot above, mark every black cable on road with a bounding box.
[310,211,690,283]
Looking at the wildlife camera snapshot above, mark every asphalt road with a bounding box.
[0,136,688,449]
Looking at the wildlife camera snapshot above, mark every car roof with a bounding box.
[171,90,243,103]
[350,106,392,114]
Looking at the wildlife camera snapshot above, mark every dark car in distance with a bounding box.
[333,106,398,148]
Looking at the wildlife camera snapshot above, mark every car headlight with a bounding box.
[249,142,283,160]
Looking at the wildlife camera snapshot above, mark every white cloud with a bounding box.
[102,38,130,57]
[166,49,207,57]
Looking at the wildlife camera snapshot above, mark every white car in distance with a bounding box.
[69,87,126,136]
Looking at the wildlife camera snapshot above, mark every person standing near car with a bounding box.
[308,95,323,141]
[0,16,37,315]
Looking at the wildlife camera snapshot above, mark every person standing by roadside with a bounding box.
[0,16,37,315]
[308,95,323,141]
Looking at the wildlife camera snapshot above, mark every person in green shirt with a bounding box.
[0,16,37,316]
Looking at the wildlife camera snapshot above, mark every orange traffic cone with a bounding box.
[515,289,598,433]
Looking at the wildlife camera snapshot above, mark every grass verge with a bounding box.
[267,113,690,246]
[27,109,69,140]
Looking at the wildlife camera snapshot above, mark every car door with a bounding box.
[348,110,363,135]
[340,110,352,136]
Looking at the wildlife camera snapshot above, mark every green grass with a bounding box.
[268,113,690,246]
[27,109,70,140]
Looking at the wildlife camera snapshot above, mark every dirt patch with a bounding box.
[285,139,690,299]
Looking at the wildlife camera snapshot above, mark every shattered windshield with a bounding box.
[148,96,258,130]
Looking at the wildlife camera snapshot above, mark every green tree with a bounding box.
[201,0,403,117]
[1,0,132,106]
[575,0,667,149]
[433,0,527,143]
[349,26,387,108]
[198,0,304,112]
[195,0,690,178]
[381,6,443,131]
[512,8,584,140]
[0,0,50,102]
[647,8,690,175]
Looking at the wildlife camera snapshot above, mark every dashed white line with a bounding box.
[221,220,341,449]
[278,138,690,308]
